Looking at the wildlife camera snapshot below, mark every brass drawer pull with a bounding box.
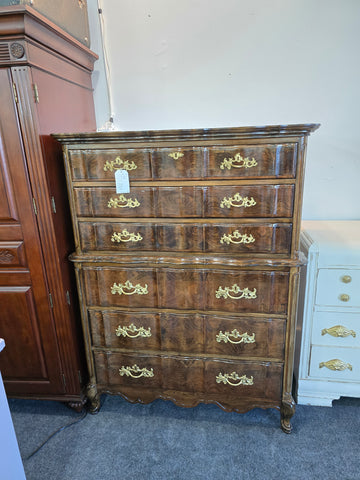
[220,193,256,209]
[119,364,154,378]
[168,152,184,160]
[319,359,352,372]
[111,229,143,243]
[111,280,148,296]
[341,275,352,283]
[116,323,152,339]
[220,230,255,245]
[103,156,137,172]
[339,294,350,302]
[216,329,255,344]
[108,195,140,209]
[321,325,356,338]
[216,284,257,300]
[220,153,258,170]
[216,372,254,387]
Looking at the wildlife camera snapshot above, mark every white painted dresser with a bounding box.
[295,221,360,406]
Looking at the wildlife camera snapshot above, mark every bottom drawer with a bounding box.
[94,352,283,401]
[309,346,360,382]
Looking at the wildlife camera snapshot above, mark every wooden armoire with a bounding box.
[0,5,97,408]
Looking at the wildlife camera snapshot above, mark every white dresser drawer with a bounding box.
[315,268,360,307]
[309,345,360,382]
[311,311,360,347]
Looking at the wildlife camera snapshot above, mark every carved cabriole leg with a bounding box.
[281,393,296,433]
[87,383,101,414]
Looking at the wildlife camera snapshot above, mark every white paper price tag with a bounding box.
[115,169,130,194]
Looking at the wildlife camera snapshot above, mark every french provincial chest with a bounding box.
[54,124,319,432]
[295,221,360,406]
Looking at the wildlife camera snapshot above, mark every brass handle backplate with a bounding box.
[116,323,152,339]
[168,152,184,160]
[119,364,154,378]
[220,193,256,209]
[319,359,353,372]
[111,280,148,296]
[111,229,143,243]
[216,329,255,345]
[216,372,254,386]
[220,230,255,245]
[108,195,140,209]
[321,325,356,338]
[220,153,258,170]
[104,156,137,172]
[216,284,257,300]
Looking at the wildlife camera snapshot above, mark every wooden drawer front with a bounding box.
[151,147,204,179]
[207,143,297,179]
[68,143,296,181]
[161,313,285,358]
[94,352,162,387]
[205,223,292,254]
[205,185,294,218]
[78,221,292,254]
[94,352,282,400]
[68,149,152,181]
[74,186,156,218]
[73,186,203,218]
[205,359,282,401]
[204,316,286,359]
[202,270,289,314]
[89,310,161,350]
[311,311,360,348]
[83,266,289,314]
[79,222,157,252]
[309,346,360,382]
[89,309,285,359]
[84,267,158,309]
[73,184,294,219]
[316,269,360,308]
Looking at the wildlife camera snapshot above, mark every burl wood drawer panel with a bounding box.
[68,143,296,181]
[204,359,282,401]
[88,309,286,359]
[73,184,294,219]
[78,221,292,254]
[68,149,152,181]
[94,352,282,400]
[204,185,294,218]
[207,144,297,179]
[83,267,289,314]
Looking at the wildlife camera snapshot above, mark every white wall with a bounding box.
[87,0,360,220]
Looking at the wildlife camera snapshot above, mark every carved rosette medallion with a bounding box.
[10,43,25,59]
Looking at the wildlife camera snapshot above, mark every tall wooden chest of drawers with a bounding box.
[55,124,319,432]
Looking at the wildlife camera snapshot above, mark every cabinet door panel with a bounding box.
[0,69,63,395]
[0,287,47,379]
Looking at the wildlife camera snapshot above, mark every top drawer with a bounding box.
[316,268,360,308]
[67,143,297,182]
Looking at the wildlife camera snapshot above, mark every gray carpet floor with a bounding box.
[8,395,360,480]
